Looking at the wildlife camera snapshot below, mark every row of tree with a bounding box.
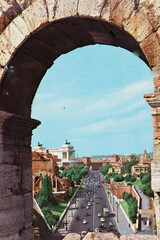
[122,192,137,223]
[59,165,89,184]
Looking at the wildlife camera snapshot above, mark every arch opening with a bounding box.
[0,17,149,117]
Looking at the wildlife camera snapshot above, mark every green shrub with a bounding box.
[141,173,151,184]
[124,174,131,182]
[130,176,136,182]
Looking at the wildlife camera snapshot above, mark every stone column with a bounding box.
[0,110,40,240]
[144,93,160,236]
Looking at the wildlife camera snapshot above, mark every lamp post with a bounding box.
[116,201,119,223]
[113,195,115,212]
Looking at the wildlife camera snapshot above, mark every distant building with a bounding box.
[131,150,151,177]
[32,151,59,194]
[33,140,82,169]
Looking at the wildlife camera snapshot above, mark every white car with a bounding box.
[86,206,89,209]
[83,220,87,224]
[88,202,91,206]
[100,218,105,222]
[95,228,99,232]
[97,213,101,217]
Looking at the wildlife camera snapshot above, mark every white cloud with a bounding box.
[71,109,151,134]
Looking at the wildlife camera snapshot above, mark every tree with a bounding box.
[123,160,138,174]
[99,164,112,176]
[59,166,65,171]
[114,174,124,182]
[141,173,151,184]
[130,176,136,182]
[124,174,132,182]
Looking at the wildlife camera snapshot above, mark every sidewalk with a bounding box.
[102,182,133,235]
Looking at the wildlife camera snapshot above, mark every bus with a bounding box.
[103,208,109,217]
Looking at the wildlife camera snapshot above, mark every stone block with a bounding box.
[140,33,160,67]
[16,0,37,10]
[139,0,160,31]
[13,15,30,37]
[78,0,105,18]
[49,0,77,22]
[0,10,11,34]
[21,0,48,33]
[63,233,81,240]
[108,0,135,27]
[22,167,32,193]
[100,1,110,21]
[120,234,160,240]
[24,192,33,228]
[2,21,25,50]
[19,227,34,240]
[0,164,21,194]
[0,33,14,67]
[124,11,153,43]
[0,232,19,240]
[83,232,119,240]
[0,197,25,237]
[151,159,160,191]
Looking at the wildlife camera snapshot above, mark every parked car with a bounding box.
[100,218,105,222]
[97,213,101,217]
[83,220,87,224]
[95,228,99,232]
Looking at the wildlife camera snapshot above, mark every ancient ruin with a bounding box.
[0,0,160,239]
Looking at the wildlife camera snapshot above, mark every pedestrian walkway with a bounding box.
[134,186,155,235]
[103,183,133,235]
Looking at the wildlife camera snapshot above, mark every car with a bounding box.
[90,199,93,202]
[88,202,91,206]
[86,206,89,209]
[83,219,87,224]
[97,213,101,217]
[95,228,99,232]
[100,218,105,222]
[109,222,113,226]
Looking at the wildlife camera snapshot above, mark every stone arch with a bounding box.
[0,0,160,239]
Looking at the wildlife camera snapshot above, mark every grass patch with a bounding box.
[49,201,67,216]
[120,200,129,216]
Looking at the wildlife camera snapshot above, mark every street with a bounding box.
[54,170,120,239]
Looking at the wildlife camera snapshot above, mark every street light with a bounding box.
[113,196,115,212]
[116,201,119,222]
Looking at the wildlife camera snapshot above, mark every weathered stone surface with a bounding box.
[0,196,25,237]
[16,0,37,11]
[124,11,153,43]
[13,15,30,37]
[83,232,119,240]
[78,0,105,18]
[109,0,135,27]
[24,192,33,228]
[0,10,11,34]
[63,233,81,240]
[0,33,14,67]
[21,0,48,33]
[120,235,160,240]
[54,0,78,21]
[140,33,160,67]
[3,22,26,49]
[139,0,160,31]
[0,0,22,33]
[151,159,160,191]
[45,0,56,22]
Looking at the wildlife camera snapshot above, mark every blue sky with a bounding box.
[31,44,155,157]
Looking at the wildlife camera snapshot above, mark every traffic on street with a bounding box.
[54,170,120,239]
